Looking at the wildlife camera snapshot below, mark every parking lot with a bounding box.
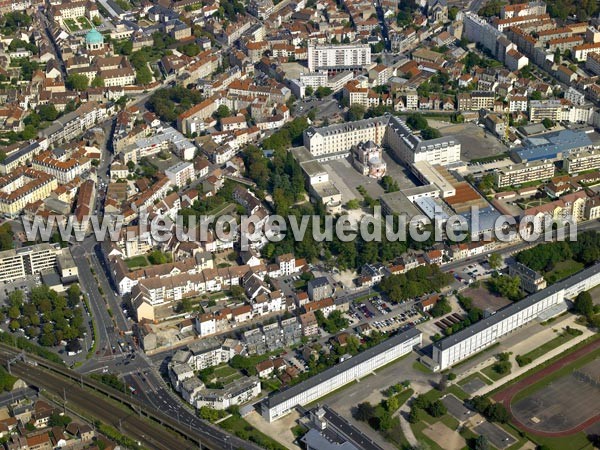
[474,422,516,449]
[459,375,489,395]
[442,394,473,422]
[348,298,425,333]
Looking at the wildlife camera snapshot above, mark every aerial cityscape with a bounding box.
[0,0,599,448]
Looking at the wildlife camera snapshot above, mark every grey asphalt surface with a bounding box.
[474,422,516,449]
[442,394,472,422]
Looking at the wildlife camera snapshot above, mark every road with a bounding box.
[0,346,261,450]
[468,0,486,12]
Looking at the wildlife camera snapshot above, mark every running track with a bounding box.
[492,338,600,437]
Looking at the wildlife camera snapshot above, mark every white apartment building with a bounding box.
[432,263,600,370]
[0,243,63,283]
[385,116,461,166]
[303,115,461,165]
[303,116,389,159]
[262,328,422,422]
[565,87,586,106]
[500,1,546,19]
[165,161,195,187]
[0,168,58,217]
[195,313,217,336]
[574,42,600,61]
[101,68,136,87]
[32,151,91,184]
[195,377,261,410]
[307,44,371,72]
[564,148,600,174]
[508,96,529,112]
[187,338,234,370]
[494,160,555,188]
[529,100,566,122]
[585,52,600,75]
[276,254,296,276]
[291,71,355,98]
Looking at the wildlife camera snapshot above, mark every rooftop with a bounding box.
[434,263,600,351]
[265,328,421,408]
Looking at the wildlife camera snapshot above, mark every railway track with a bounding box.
[0,345,257,450]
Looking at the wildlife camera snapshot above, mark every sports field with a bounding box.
[493,339,600,438]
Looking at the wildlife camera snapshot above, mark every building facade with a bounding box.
[262,328,422,422]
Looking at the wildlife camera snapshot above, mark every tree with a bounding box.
[66,73,89,91]
[38,104,59,122]
[554,48,561,64]
[487,275,522,301]
[486,403,509,423]
[215,104,231,118]
[488,253,502,270]
[345,199,361,209]
[421,127,442,140]
[348,104,366,121]
[469,396,492,414]
[426,400,447,417]
[406,113,428,130]
[305,86,314,97]
[135,66,153,85]
[408,406,421,423]
[91,77,105,87]
[530,90,543,100]
[354,402,376,421]
[542,118,554,129]
[474,435,490,450]
[574,291,594,318]
[315,86,333,99]
[430,298,451,318]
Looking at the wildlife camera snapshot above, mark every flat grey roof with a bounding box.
[380,191,422,218]
[265,327,421,408]
[433,263,600,351]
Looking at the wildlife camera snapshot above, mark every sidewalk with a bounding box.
[470,324,595,397]
[454,314,586,385]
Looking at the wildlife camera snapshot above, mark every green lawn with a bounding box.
[219,416,287,450]
[125,255,148,269]
[261,378,282,392]
[481,363,511,382]
[64,18,80,31]
[76,16,92,29]
[446,384,469,401]
[412,360,432,374]
[213,365,238,378]
[524,430,593,450]
[458,372,493,387]
[519,330,578,364]
[544,259,584,284]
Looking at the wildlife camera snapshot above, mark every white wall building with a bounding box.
[307,44,371,72]
[165,161,195,187]
[262,328,422,422]
[432,264,600,370]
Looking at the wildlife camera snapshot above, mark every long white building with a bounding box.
[262,328,422,422]
[432,264,600,371]
[307,44,371,72]
[302,115,461,165]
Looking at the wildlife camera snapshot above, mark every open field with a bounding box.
[125,255,148,269]
[482,362,511,382]
[544,260,585,284]
[463,286,512,312]
[432,121,507,161]
[518,329,580,365]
